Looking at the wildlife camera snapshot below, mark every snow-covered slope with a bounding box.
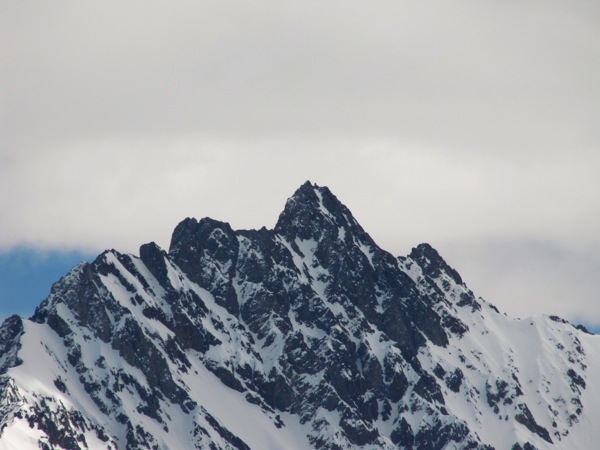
[0,181,598,449]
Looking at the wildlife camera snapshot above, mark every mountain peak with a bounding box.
[274,181,368,243]
[279,180,332,214]
[409,243,463,285]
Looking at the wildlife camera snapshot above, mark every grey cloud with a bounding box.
[2,1,599,154]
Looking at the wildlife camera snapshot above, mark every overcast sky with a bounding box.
[1,0,599,327]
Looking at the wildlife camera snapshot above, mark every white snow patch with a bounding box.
[182,360,311,450]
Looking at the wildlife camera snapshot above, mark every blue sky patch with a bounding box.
[0,248,95,322]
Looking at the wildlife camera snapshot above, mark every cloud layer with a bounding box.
[1,0,599,324]
[3,1,599,151]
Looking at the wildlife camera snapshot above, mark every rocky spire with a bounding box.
[274,181,374,246]
[409,243,463,285]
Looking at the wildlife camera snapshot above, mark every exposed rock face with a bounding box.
[0,181,596,449]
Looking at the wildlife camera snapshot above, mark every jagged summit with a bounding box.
[274,181,373,244]
[408,242,464,286]
[169,216,237,254]
[0,182,598,450]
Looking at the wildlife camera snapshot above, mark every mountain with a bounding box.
[1,181,599,450]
